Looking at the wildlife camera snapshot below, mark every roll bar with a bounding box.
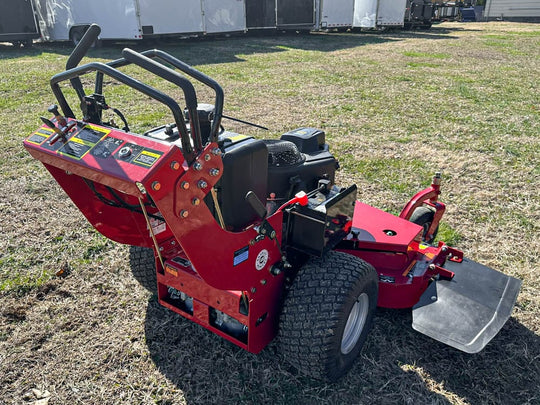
[50,62,196,163]
[97,50,224,144]
[121,48,203,153]
[49,22,230,164]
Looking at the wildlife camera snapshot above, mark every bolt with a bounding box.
[179,210,189,218]
[441,246,448,252]
[192,197,200,206]
[209,168,220,177]
[170,161,180,170]
[204,154,211,161]
[270,265,282,276]
[193,161,203,171]
[429,264,436,271]
[260,279,267,285]
[431,295,437,301]
[251,287,257,293]
[180,181,190,190]
[151,181,161,191]
[212,148,222,156]
[198,180,208,189]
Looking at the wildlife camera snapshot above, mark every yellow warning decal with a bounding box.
[225,134,249,142]
[133,150,162,167]
[26,127,54,145]
[57,137,93,160]
[86,124,110,134]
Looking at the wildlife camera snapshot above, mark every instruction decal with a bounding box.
[233,246,249,267]
[27,128,53,145]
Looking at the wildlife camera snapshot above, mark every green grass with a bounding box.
[402,50,450,58]
[0,21,538,405]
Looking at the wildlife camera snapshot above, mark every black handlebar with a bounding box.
[141,50,224,143]
[52,23,225,164]
[65,24,102,114]
[50,61,196,163]
[99,49,224,143]
[121,48,203,153]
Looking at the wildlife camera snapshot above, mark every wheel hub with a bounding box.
[341,293,369,355]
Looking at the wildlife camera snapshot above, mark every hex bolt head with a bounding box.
[198,180,208,189]
[180,181,190,190]
[212,148,222,156]
[193,161,203,171]
[179,210,189,218]
[204,154,211,161]
[151,181,161,191]
[192,197,200,206]
[170,161,180,170]
[251,287,257,293]
[209,168,220,177]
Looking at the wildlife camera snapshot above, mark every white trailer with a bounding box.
[376,0,407,27]
[484,0,540,21]
[317,0,355,29]
[353,0,378,28]
[35,0,205,43]
[138,0,204,36]
[353,0,407,28]
[202,0,246,34]
[35,0,142,42]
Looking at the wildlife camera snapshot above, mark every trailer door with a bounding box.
[246,0,276,29]
[320,0,354,29]
[0,0,40,40]
[353,0,378,28]
[377,0,407,26]
[137,0,204,35]
[277,0,315,28]
[202,0,246,33]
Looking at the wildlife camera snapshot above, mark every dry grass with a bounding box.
[1,22,539,404]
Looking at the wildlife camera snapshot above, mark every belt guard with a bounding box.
[412,257,521,353]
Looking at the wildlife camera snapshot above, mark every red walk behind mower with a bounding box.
[24,26,521,381]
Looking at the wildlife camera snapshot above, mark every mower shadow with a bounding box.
[144,298,537,404]
[0,26,458,64]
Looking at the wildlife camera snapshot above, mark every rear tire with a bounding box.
[410,206,438,244]
[69,27,84,47]
[279,251,378,381]
[69,26,101,48]
[129,246,157,293]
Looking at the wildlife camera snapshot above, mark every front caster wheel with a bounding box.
[410,206,439,244]
[279,251,378,381]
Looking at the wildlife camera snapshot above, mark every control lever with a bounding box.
[246,191,267,220]
[48,104,67,127]
[246,191,275,239]
[40,116,76,145]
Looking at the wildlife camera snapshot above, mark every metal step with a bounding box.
[412,257,521,353]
